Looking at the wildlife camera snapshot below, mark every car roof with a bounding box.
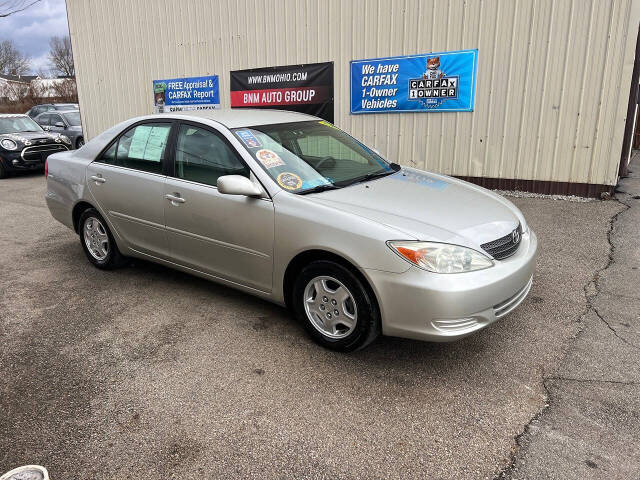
[160,108,320,128]
[0,113,29,118]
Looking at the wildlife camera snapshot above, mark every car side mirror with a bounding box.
[55,122,65,128]
[217,175,263,197]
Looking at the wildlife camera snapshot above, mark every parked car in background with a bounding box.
[44,110,537,351]
[35,110,84,149]
[0,114,71,178]
[26,103,79,118]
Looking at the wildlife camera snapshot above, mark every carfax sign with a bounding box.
[153,75,220,113]
[350,49,478,114]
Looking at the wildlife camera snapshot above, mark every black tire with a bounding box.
[78,208,126,269]
[292,260,380,352]
[0,160,8,179]
[76,137,84,149]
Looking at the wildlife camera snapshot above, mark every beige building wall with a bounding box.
[66,0,640,189]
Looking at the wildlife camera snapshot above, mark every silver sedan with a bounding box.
[45,110,537,351]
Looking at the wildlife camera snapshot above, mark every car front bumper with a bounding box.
[365,229,538,342]
[1,150,45,171]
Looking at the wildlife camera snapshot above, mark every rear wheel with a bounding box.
[78,208,125,269]
[292,260,380,351]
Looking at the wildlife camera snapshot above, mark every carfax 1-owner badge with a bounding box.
[408,56,459,109]
[350,49,477,113]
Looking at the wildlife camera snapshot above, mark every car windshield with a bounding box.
[232,121,396,193]
[55,104,77,110]
[63,112,81,126]
[0,116,43,134]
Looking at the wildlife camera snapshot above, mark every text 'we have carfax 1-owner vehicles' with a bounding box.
[45,109,537,351]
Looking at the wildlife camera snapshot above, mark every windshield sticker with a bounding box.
[256,149,285,168]
[302,178,331,189]
[393,170,449,190]
[277,172,303,190]
[236,129,262,148]
[318,120,339,129]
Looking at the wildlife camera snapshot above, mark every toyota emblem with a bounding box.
[512,229,520,244]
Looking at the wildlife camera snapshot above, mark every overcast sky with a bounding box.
[0,0,69,74]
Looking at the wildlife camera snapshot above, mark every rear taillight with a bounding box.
[45,158,48,178]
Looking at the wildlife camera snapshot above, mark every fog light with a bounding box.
[12,159,19,165]
[432,317,479,334]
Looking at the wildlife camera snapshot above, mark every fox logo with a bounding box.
[424,56,443,80]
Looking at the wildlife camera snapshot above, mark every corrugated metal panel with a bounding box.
[66,0,640,187]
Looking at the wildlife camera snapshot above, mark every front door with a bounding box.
[87,121,173,258]
[163,122,274,292]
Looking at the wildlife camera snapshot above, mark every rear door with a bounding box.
[163,121,274,292]
[86,121,174,258]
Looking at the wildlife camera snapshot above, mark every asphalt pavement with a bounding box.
[0,166,637,479]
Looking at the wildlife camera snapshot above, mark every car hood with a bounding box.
[1,131,62,145]
[311,168,521,247]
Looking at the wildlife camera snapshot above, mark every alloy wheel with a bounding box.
[303,275,358,339]
[83,216,109,261]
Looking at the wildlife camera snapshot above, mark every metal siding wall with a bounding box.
[66,0,640,187]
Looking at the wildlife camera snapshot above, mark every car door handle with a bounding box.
[90,175,106,184]
[165,193,186,204]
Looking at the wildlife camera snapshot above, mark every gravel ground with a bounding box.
[0,171,630,479]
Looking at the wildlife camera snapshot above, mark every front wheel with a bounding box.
[78,208,125,269]
[0,160,8,179]
[76,137,84,149]
[292,260,380,352]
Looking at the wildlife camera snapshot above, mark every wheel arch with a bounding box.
[283,249,381,317]
[72,200,95,233]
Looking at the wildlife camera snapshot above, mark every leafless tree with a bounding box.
[0,0,40,18]
[51,78,78,102]
[48,35,74,77]
[0,39,31,75]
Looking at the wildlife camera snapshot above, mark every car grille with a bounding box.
[21,144,68,162]
[481,224,522,260]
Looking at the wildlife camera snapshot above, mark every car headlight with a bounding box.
[1,139,17,150]
[56,135,71,144]
[387,241,494,273]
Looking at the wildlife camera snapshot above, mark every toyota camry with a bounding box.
[45,110,537,351]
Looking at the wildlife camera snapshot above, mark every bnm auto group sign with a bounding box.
[230,62,334,122]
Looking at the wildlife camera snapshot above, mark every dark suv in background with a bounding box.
[26,103,79,118]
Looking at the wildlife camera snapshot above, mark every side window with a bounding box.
[50,114,64,126]
[175,124,249,186]
[115,123,172,174]
[37,114,51,126]
[98,142,117,165]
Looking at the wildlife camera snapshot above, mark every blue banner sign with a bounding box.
[153,75,220,113]
[350,49,478,114]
